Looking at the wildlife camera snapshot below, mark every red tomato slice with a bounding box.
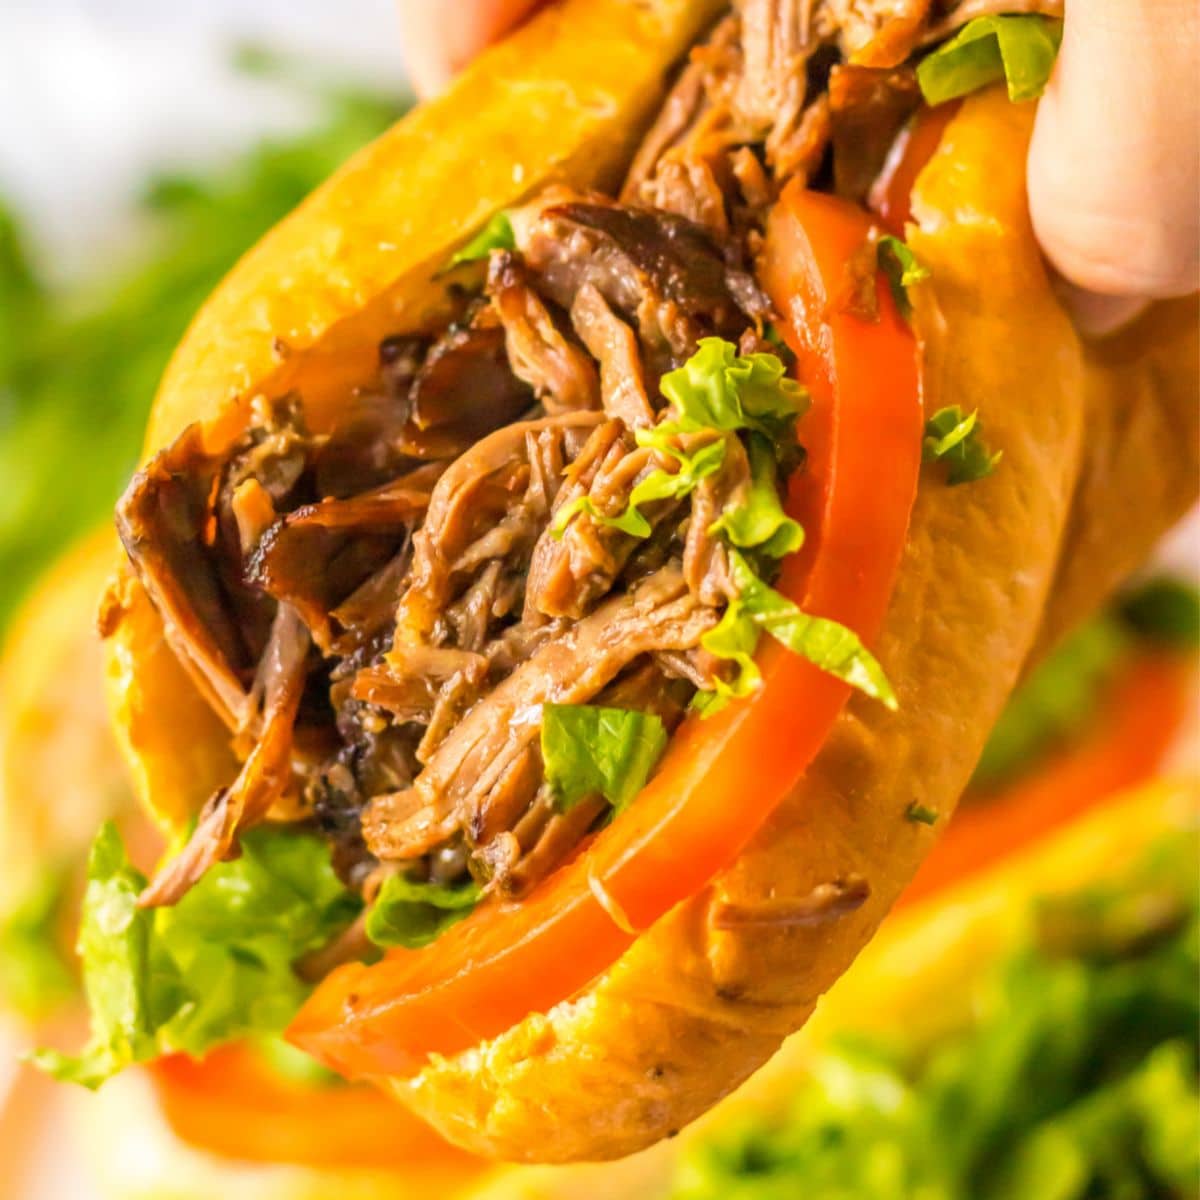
[288,186,923,1080]
[899,650,1192,907]
[150,1046,475,1171]
[869,101,960,235]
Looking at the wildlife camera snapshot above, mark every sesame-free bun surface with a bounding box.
[100,0,1199,1162]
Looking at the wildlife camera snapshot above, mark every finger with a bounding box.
[397,0,546,98]
[1027,0,1200,300]
[1053,282,1147,338]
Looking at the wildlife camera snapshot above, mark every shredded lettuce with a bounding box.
[923,405,1001,484]
[657,338,808,445]
[917,14,1063,106]
[542,704,669,815]
[251,1034,343,1088]
[553,436,726,540]
[670,837,1199,1200]
[32,822,360,1089]
[697,551,897,716]
[876,235,930,320]
[365,873,480,950]
[709,434,804,559]
[555,340,806,543]
[447,210,516,267]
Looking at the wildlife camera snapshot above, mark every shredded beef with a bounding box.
[117,424,269,731]
[569,285,657,429]
[114,2,970,910]
[139,604,311,907]
[487,252,600,413]
[829,64,921,200]
[361,567,716,873]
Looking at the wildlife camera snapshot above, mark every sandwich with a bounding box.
[5,533,1194,1192]
[36,0,1198,1160]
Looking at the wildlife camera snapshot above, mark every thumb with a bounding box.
[1027,0,1200,307]
[397,0,546,98]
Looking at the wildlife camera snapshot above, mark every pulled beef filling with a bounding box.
[114,0,1043,917]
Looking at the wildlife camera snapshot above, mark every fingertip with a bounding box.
[397,0,545,98]
[1051,281,1148,339]
[1027,0,1200,300]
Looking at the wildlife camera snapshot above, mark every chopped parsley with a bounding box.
[876,235,930,319]
[923,405,1001,484]
[905,803,939,826]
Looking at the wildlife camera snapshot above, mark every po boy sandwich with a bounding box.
[38,0,1198,1162]
[7,534,1192,1196]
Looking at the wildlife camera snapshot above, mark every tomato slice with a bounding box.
[288,185,923,1080]
[869,101,960,235]
[899,650,1192,907]
[149,1046,476,1171]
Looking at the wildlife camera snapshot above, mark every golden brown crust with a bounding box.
[99,0,1199,1164]
[1031,295,1199,661]
[142,0,727,455]
[391,92,1199,1160]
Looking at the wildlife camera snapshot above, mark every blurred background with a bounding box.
[0,0,410,631]
[0,5,1196,1199]
[1,5,410,1195]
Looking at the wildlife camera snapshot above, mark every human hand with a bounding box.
[395,0,545,97]
[397,0,1199,334]
[1027,0,1199,332]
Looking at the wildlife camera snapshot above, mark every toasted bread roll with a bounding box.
[388,92,1197,1159]
[97,0,1198,1163]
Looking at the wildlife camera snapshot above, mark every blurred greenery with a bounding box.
[0,861,75,1022]
[973,576,1200,789]
[672,835,1200,1200]
[0,55,407,632]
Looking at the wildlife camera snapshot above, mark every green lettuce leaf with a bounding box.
[876,235,930,319]
[658,338,807,445]
[542,704,668,815]
[30,824,158,1087]
[32,822,360,1089]
[709,433,804,559]
[923,405,1001,484]
[693,598,765,716]
[698,551,897,716]
[251,1034,343,1088]
[917,14,1063,106]
[447,211,515,267]
[553,436,726,540]
[365,873,480,950]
